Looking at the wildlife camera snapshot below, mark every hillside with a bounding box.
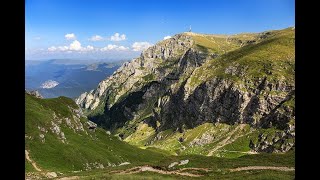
[76,27,295,157]
[25,28,295,179]
[25,92,167,178]
[25,90,295,179]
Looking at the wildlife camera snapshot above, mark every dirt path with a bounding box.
[207,124,248,156]
[57,176,80,180]
[230,166,295,172]
[177,167,211,172]
[216,150,258,154]
[112,166,203,177]
[49,166,294,179]
[25,150,42,172]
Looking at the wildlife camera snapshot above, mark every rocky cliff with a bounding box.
[25,90,43,99]
[76,28,295,155]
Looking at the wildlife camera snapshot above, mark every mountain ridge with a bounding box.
[26,27,295,179]
[76,27,295,156]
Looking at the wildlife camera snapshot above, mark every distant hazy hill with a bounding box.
[25,59,127,98]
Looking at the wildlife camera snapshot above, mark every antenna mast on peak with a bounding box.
[189,25,192,32]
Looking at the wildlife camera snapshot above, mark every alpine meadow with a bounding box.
[25,0,295,179]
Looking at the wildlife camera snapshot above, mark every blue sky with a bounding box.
[25,0,295,60]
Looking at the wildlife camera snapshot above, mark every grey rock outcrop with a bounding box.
[25,90,43,99]
[76,34,194,111]
[76,28,295,153]
[87,121,97,130]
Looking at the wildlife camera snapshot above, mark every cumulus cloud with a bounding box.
[117,46,129,51]
[89,35,103,41]
[65,33,76,40]
[110,33,126,41]
[163,36,171,40]
[101,44,117,51]
[86,45,94,51]
[100,44,129,51]
[132,42,153,51]
[47,40,95,52]
[58,46,69,51]
[48,46,57,52]
[69,40,82,50]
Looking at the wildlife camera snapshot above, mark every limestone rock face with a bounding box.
[76,28,295,153]
[162,78,294,130]
[25,90,43,99]
[87,120,97,129]
[75,34,195,111]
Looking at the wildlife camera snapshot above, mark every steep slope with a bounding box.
[76,27,295,156]
[25,92,167,177]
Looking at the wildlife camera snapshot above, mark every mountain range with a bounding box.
[25,59,126,98]
[77,27,295,155]
[26,27,295,179]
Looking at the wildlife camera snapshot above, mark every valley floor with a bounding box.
[27,165,295,179]
[26,150,295,179]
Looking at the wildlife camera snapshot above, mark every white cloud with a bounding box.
[34,37,41,40]
[101,44,117,51]
[89,35,103,41]
[100,44,129,51]
[58,46,69,51]
[47,40,95,52]
[163,36,171,40]
[117,46,129,50]
[132,42,153,51]
[48,46,57,51]
[46,39,134,54]
[110,33,126,41]
[86,45,94,51]
[69,40,82,51]
[65,33,76,40]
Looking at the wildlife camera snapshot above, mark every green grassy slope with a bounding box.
[57,150,294,179]
[187,28,294,89]
[26,92,295,179]
[25,93,167,173]
[26,27,295,179]
[124,122,288,158]
[122,28,295,158]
